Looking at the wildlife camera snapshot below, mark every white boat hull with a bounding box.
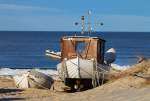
[45,50,61,60]
[13,70,53,89]
[57,57,110,80]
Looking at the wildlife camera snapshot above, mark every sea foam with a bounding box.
[0,64,130,76]
[0,68,59,80]
[111,64,130,70]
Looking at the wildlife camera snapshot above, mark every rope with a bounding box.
[96,71,100,86]
[101,72,105,85]
[97,65,109,85]
[61,57,109,88]
[92,59,97,88]
[68,59,93,77]
[68,58,109,88]
[92,59,110,88]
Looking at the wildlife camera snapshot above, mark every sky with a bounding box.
[0,0,150,31]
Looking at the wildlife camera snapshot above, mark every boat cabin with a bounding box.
[61,36,105,64]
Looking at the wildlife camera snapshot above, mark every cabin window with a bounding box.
[75,42,87,54]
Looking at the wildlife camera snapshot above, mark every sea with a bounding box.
[0,31,150,75]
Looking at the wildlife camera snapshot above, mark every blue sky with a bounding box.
[0,0,150,31]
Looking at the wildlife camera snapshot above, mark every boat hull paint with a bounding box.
[57,57,110,80]
[13,70,53,89]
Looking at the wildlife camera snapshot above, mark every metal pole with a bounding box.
[88,10,92,35]
[81,16,85,34]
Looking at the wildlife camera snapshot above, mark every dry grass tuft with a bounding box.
[109,59,150,80]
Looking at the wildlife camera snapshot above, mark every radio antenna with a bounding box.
[81,16,85,34]
[74,10,103,35]
[88,10,92,35]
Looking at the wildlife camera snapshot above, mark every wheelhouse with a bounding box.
[61,36,105,64]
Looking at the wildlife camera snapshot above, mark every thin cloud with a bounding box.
[0,4,63,13]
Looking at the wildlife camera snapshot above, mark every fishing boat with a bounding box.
[46,11,116,91]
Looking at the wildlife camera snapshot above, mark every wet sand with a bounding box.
[0,60,150,101]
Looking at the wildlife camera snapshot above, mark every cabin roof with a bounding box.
[62,36,105,42]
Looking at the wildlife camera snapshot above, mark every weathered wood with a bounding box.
[61,36,105,64]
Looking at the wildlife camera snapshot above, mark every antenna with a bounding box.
[74,10,104,35]
[88,10,92,35]
[81,16,85,34]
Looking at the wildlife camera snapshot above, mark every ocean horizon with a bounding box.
[0,31,149,70]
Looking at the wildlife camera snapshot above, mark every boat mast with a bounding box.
[81,16,85,34]
[88,10,92,35]
[75,10,103,35]
[81,10,92,35]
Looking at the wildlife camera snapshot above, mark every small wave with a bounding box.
[111,64,131,70]
[0,64,131,80]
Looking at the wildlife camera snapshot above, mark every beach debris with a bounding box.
[13,70,54,89]
[137,56,147,63]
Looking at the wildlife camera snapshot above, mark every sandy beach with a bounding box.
[0,60,150,101]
